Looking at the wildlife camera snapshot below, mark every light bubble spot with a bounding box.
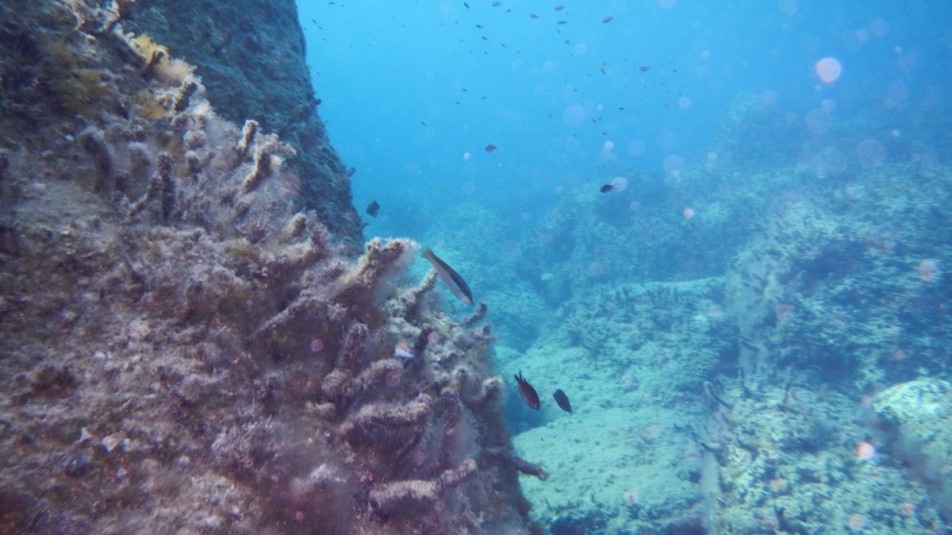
[678,96,691,109]
[463,152,471,160]
[658,0,676,8]
[855,139,886,168]
[610,176,628,192]
[310,338,324,353]
[805,109,831,136]
[603,140,615,150]
[814,57,842,83]
[778,0,798,16]
[629,200,641,211]
[856,441,876,460]
[574,43,588,56]
[869,18,890,39]
[628,139,646,156]
[663,154,684,175]
[848,513,865,530]
[562,104,586,127]
[682,207,695,219]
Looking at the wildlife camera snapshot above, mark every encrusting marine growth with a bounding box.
[0,2,541,533]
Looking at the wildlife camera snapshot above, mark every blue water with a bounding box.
[297,2,952,533]
[298,1,947,235]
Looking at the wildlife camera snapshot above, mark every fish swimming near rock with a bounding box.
[553,389,572,413]
[515,370,540,410]
[393,340,415,359]
[366,200,380,217]
[421,247,473,305]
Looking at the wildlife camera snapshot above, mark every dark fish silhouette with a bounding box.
[515,370,540,410]
[421,247,473,305]
[553,389,572,413]
[600,184,616,193]
[484,144,497,153]
[366,200,380,217]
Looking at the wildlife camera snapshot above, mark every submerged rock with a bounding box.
[0,2,533,534]
[875,379,952,519]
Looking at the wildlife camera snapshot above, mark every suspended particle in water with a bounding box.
[847,512,865,530]
[310,338,324,353]
[917,258,939,282]
[610,176,628,192]
[855,441,875,460]
[814,57,842,83]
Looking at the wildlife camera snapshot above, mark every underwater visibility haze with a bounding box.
[0,0,950,534]
[301,1,952,533]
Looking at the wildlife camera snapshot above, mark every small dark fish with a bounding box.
[366,200,380,217]
[553,389,572,413]
[554,5,565,10]
[515,371,540,409]
[602,16,614,23]
[639,65,650,72]
[492,1,501,6]
[421,247,473,304]
[463,1,470,8]
[484,144,497,153]
[600,184,616,193]
[529,13,539,19]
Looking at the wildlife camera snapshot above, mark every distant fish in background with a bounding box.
[514,371,540,409]
[552,389,572,413]
[366,200,380,217]
[484,144,497,153]
[421,247,473,305]
[600,184,616,192]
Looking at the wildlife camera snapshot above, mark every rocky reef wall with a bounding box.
[125,0,362,250]
[0,1,535,533]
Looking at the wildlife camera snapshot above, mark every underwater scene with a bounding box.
[0,0,950,534]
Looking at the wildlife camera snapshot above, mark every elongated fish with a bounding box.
[421,247,473,305]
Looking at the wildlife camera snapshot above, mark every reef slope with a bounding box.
[0,2,533,533]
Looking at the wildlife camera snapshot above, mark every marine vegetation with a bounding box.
[0,2,538,534]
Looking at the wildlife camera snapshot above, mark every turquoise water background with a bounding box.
[298,0,944,236]
[296,2,952,533]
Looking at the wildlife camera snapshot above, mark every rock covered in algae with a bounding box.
[874,379,952,518]
[0,2,536,534]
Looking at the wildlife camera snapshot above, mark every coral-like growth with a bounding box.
[0,3,534,534]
